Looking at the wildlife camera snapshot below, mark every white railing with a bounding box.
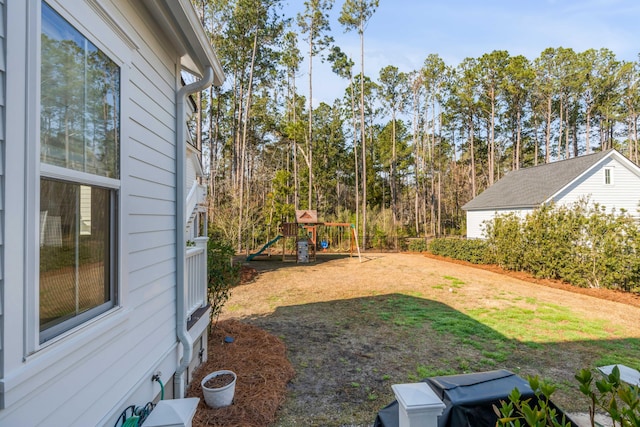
[185,237,208,319]
[186,182,199,223]
[186,182,208,236]
[186,182,207,221]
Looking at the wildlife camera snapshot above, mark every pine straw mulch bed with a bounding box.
[187,319,295,427]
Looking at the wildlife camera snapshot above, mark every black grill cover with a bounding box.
[374,370,575,427]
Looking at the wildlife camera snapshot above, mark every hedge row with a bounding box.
[427,237,491,265]
[428,200,640,292]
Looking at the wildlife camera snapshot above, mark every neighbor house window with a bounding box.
[604,167,613,185]
[39,1,120,342]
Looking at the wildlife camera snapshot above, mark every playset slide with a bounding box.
[246,235,283,261]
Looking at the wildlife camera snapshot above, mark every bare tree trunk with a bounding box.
[391,110,397,249]
[360,28,367,250]
[233,72,244,189]
[293,77,299,211]
[412,91,420,236]
[633,114,639,163]
[437,172,441,236]
[350,73,360,239]
[488,86,495,185]
[515,109,521,170]
[558,95,564,159]
[236,29,259,252]
[469,116,476,197]
[585,105,592,154]
[414,191,419,235]
[545,96,552,163]
[208,86,216,207]
[307,25,314,209]
[564,105,570,159]
[533,114,540,166]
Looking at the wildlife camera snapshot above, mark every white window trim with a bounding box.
[604,166,614,185]
[41,164,120,190]
[24,0,130,356]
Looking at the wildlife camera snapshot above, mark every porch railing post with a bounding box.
[194,236,209,308]
[391,383,445,427]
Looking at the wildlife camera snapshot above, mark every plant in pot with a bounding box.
[201,370,237,408]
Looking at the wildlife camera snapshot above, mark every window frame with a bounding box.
[604,167,614,185]
[38,171,119,343]
[25,0,126,353]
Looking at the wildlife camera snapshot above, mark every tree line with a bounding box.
[191,0,640,252]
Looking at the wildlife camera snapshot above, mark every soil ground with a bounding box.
[203,252,640,426]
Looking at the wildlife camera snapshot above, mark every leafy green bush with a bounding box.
[495,376,572,427]
[497,367,640,427]
[407,238,429,252]
[575,366,640,426]
[570,204,640,291]
[207,235,240,325]
[428,238,492,264]
[484,200,640,292]
[484,212,526,271]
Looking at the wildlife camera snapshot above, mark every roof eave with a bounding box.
[143,0,225,86]
[463,204,540,212]
[543,150,617,204]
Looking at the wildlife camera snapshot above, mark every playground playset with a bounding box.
[247,210,360,263]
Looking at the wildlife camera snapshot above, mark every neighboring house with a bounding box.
[1,1,224,426]
[462,149,640,239]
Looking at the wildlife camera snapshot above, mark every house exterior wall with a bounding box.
[466,154,640,239]
[0,1,195,425]
[553,156,640,218]
[186,146,199,194]
[0,0,5,386]
[466,208,532,239]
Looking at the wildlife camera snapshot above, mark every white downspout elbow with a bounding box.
[175,66,214,398]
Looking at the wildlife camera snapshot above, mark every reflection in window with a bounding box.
[39,179,113,338]
[39,2,119,342]
[40,2,120,179]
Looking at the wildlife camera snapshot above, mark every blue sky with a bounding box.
[282,0,640,106]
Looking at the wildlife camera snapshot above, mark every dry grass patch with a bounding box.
[211,253,640,426]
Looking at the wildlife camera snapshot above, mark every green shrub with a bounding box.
[495,376,572,427]
[484,212,526,270]
[571,204,640,291]
[497,367,640,426]
[575,366,640,426]
[207,235,240,325]
[483,200,640,292]
[428,238,491,264]
[407,238,429,252]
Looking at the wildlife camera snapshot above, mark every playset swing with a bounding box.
[246,210,361,263]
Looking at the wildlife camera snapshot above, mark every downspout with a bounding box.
[175,66,214,398]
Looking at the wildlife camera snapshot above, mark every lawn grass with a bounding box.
[231,255,640,425]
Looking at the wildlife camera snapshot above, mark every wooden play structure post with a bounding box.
[252,209,361,263]
[280,222,298,262]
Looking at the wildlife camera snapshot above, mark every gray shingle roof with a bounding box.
[462,149,613,211]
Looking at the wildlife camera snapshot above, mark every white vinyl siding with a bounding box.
[0,0,5,379]
[0,1,183,425]
[554,157,640,219]
[466,208,533,239]
[186,154,197,193]
[465,154,640,239]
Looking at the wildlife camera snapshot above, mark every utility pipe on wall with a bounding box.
[175,66,214,398]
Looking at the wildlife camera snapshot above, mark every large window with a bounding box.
[39,2,120,342]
